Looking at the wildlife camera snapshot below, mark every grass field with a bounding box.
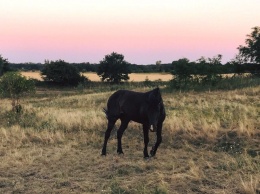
[20,71,172,82]
[0,84,259,193]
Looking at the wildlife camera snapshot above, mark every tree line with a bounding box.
[5,26,259,75]
[0,26,259,113]
[8,59,259,74]
[0,26,259,85]
[9,61,172,73]
[0,27,260,85]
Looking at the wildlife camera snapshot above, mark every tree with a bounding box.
[41,60,86,85]
[238,26,260,63]
[229,54,247,76]
[0,72,35,112]
[156,60,163,72]
[195,55,223,84]
[97,52,130,83]
[196,56,207,64]
[0,55,10,76]
[208,54,222,65]
[156,60,162,65]
[171,58,194,88]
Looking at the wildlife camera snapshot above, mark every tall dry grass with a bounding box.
[0,85,259,193]
[20,71,172,82]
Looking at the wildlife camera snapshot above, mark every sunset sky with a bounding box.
[1,0,259,64]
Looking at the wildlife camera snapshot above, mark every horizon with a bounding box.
[1,0,259,64]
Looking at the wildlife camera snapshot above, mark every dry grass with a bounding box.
[20,71,44,81]
[20,71,172,82]
[0,86,259,193]
[126,73,172,82]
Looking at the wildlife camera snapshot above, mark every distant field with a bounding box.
[20,71,172,82]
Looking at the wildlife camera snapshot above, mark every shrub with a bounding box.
[0,72,35,112]
[0,55,10,76]
[41,60,87,86]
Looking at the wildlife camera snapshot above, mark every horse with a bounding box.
[101,87,166,158]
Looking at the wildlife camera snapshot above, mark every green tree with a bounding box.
[0,55,10,76]
[171,58,194,88]
[172,58,193,81]
[196,56,207,65]
[41,60,86,85]
[0,72,35,112]
[97,52,130,83]
[229,54,247,76]
[202,54,223,84]
[156,60,163,72]
[238,26,260,63]
[208,54,222,65]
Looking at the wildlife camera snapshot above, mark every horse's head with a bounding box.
[147,87,163,132]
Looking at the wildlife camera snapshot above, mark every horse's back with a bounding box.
[106,90,146,118]
[108,90,145,104]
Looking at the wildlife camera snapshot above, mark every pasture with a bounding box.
[20,71,172,82]
[0,84,259,193]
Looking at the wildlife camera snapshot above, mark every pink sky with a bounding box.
[1,0,259,64]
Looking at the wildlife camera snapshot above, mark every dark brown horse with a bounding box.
[101,87,166,158]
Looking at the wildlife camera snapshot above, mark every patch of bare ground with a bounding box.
[0,86,259,193]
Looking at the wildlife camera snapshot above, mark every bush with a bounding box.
[41,60,87,86]
[0,55,10,76]
[0,72,35,112]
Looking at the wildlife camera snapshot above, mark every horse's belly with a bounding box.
[130,115,147,125]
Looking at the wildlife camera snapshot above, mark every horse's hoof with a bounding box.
[150,150,155,157]
[117,151,124,155]
[144,156,150,159]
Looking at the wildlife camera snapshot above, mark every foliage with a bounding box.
[171,58,193,88]
[9,60,259,75]
[0,55,10,76]
[170,56,224,89]
[10,62,174,73]
[0,72,35,112]
[201,55,223,85]
[97,52,130,83]
[238,26,260,63]
[41,60,87,85]
[168,74,260,92]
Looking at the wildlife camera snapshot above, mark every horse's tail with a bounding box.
[103,108,108,119]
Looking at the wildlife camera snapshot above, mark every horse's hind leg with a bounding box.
[117,119,129,154]
[102,119,116,156]
[142,124,150,158]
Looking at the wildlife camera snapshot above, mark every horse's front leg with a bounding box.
[150,122,162,157]
[143,124,149,158]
